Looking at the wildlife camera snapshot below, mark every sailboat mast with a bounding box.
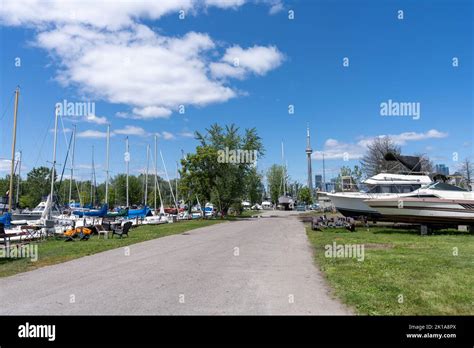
[281,141,287,196]
[48,105,59,219]
[154,135,164,214]
[160,150,178,210]
[90,146,94,206]
[8,87,19,212]
[69,125,76,204]
[175,161,179,205]
[154,135,157,212]
[15,150,21,206]
[322,152,326,192]
[105,124,110,205]
[144,144,149,206]
[125,137,129,207]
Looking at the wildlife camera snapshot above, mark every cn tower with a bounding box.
[306,125,313,194]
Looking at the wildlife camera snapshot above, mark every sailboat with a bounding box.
[143,135,169,224]
[125,143,151,221]
[72,204,108,218]
[11,195,62,222]
[0,87,20,226]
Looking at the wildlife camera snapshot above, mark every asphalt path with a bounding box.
[0,211,351,315]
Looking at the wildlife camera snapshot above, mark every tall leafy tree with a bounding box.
[180,124,264,216]
[245,168,264,205]
[298,186,312,204]
[266,164,285,204]
[21,167,53,208]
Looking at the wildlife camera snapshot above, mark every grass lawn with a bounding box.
[0,219,225,278]
[239,210,260,217]
[306,225,474,315]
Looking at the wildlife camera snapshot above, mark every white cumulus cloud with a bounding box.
[77,130,109,139]
[212,45,284,79]
[0,0,285,120]
[85,114,108,125]
[114,125,149,137]
[313,129,449,161]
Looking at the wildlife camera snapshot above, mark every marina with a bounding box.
[0,1,472,339]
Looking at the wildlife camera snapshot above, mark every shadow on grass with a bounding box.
[372,228,472,236]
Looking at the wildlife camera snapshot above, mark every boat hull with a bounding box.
[366,198,474,226]
[326,192,398,219]
[11,213,43,221]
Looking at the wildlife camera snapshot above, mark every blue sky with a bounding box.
[0,0,472,185]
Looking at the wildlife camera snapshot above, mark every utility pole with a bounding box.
[8,87,19,212]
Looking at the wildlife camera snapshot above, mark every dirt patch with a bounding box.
[364,243,394,250]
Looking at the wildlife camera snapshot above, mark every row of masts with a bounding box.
[4,87,177,219]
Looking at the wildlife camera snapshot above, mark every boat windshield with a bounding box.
[427,182,468,191]
[361,184,422,194]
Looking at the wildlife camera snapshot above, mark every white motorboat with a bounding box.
[11,196,62,221]
[365,182,474,226]
[326,173,432,219]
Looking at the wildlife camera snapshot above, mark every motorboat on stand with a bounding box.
[326,173,432,219]
[326,153,436,220]
[365,182,474,227]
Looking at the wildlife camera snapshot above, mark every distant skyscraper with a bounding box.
[325,178,337,192]
[315,174,323,190]
[435,164,449,176]
[306,126,313,194]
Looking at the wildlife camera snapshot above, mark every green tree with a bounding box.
[245,168,264,205]
[298,186,312,205]
[266,164,285,204]
[334,165,364,191]
[180,124,264,216]
[21,167,53,208]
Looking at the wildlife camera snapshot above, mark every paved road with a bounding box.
[0,211,351,315]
